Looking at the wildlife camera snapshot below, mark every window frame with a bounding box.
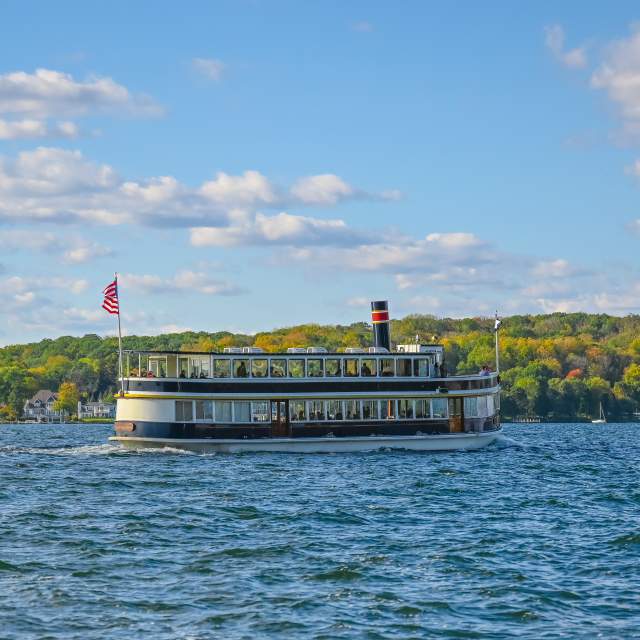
[251,358,268,378]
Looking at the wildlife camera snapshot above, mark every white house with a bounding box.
[23,390,61,422]
[77,401,116,419]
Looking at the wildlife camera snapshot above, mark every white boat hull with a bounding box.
[109,430,501,453]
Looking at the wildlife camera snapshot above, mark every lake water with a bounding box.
[0,423,638,639]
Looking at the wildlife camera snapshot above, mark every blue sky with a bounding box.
[1,1,640,344]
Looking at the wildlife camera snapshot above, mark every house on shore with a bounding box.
[77,400,116,419]
[22,390,61,422]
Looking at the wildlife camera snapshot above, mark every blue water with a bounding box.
[0,423,639,639]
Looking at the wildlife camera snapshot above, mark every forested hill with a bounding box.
[1,312,640,421]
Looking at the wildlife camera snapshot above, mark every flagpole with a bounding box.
[494,311,501,375]
[115,272,124,396]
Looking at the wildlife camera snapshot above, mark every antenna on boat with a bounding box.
[494,311,502,374]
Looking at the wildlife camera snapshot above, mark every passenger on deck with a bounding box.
[146,370,155,378]
[190,371,197,378]
[179,369,186,378]
[479,365,491,376]
[199,371,207,379]
[361,362,371,376]
[237,362,247,377]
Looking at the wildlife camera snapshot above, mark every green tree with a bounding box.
[53,382,80,419]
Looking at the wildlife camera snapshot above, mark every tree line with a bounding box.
[1,312,639,422]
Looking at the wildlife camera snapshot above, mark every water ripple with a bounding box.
[0,422,639,639]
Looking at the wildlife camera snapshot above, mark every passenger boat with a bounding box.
[109,302,501,453]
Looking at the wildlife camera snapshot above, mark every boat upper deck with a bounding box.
[121,347,498,389]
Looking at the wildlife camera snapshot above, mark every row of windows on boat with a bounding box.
[174,395,499,423]
[141,356,443,379]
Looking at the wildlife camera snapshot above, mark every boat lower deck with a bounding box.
[110,429,501,453]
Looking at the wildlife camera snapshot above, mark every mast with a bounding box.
[494,312,501,374]
[115,273,124,396]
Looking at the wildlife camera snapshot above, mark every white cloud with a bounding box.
[0,68,161,118]
[121,270,245,296]
[200,171,279,206]
[0,118,79,140]
[192,58,226,82]
[287,232,487,273]
[190,210,376,247]
[590,25,640,138]
[0,148,389,228]
[544,24,587,69]
[290,174,355,205]
[0,68,161,139]
[63,242,113,264]
[0,275,88,298]
[0,228,113,264]
[530,258,584,278]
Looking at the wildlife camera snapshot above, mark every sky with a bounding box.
[2,1,640,345]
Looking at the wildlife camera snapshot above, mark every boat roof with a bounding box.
[123,347,445,356]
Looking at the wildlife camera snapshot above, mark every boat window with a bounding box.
[215,401,232,422]
[464,397,478,417]
[289,359,305,378]
[307,359,323,377]
[325,359,341,377]
[494,393,500,411]
[190,357,210,378]
[361,359,376,377]
[344,359,359,377]
[326,400,343,420]
[290,400,306,421]
[195,400,213,421]
[381,400,396,419]
[362,400,378,419]
[233,359,249,378]
[234,401,251,422]
[398,399,414,419]
[345,400,361,420]
[431,398,448,418]
[307,400,324,421]
[251,359,268,378]
[415,399,429,418]
[397,358,412,377]
[251,401,269,422]
[178,357,189,378]
[477,395,488,418]
[486,395,495,416]
[379,359,394,376]
[413,358,429,377]
[150,358,167,378]
[270,359,287,377]
[213,359,231,378]
[175,400,193,422]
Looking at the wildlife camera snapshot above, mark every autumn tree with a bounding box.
[53,382,80,419]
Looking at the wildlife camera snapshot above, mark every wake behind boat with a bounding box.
[109,301,501,453]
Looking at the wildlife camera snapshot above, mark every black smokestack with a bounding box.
[371,300,390,351]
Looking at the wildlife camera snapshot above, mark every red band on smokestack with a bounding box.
[371,310,389,323]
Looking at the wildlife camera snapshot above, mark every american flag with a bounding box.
[102,278,119,315]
